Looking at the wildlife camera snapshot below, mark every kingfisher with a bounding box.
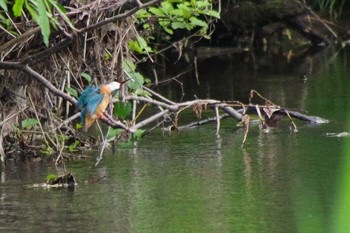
[77,81,121,131]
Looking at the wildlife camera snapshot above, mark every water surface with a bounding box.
[1,46,350,233]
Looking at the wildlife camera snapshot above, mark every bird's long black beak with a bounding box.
[119,78,130,85]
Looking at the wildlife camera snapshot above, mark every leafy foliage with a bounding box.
[45,173,59,182]
[65,87,78,98]
[114,101,132,120]
[1,0,75,46]
[136,0,219,36]
[68,140,80,153]
[128,35,153,54]
[21,118,39,129]
[81,72,92,84]
[123,59,147,92]
[311,0,346,20]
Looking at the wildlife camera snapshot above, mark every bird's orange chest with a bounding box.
[91,85,111,117]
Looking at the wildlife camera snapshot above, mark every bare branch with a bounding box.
[80,0,162,33]
[0,62,77,104]
[129,109,170,132]
[125,95,178,111]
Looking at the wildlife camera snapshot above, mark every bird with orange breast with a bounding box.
[77,81,121,131]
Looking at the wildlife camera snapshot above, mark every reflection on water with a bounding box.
[1,47,350,232]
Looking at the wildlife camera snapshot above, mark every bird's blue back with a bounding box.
[77,85,105,123]
[77,86,99,109]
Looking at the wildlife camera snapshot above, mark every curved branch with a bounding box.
[0,62,77,104]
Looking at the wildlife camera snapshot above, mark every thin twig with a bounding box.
[215,106,220,134]
[28,94,47,143]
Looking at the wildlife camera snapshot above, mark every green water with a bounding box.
[1,47,350,233]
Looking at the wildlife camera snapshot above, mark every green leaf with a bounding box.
[190,17,207,27]
[122,59,136,72]
[75,122,83,130]
[178,4,191,18]
[134,129,145,140]
[161,1,174,14]
[45,174,59,182]
[21,118,39,129]
[127,72,144,90]
[25,1,39,22]
[68,141,80,153]
[171,22,186,29]
[159,21,173,34]
[128,40,143,54]
[114,101,132,120]
[108,128,124,139]
[37,0,50,46]
[136,8,150,17]
[81,72,92,83]
[149,7,165,17]
[12,0,25,17]
[196,1,210,8]
[66,87,78,98]
[205,10,220,18]
[170,9,183,16]
[136,35,153,53]
[49,0,76,30]
[199,25,208,36]
[0,0,8,12]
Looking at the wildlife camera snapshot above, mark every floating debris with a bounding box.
[325,132,350,138]
[28,173,77,189]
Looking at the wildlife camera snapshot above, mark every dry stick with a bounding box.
[28,94,48,143]
[142,86,176,105]
[147,67,193,87]
[281,109,298,133]
[249,89,278,106]
[215,106,220,134]
[142,91,176,125]
[194,55,200,85]
[80,0,162,33]
[242,104,328,124]
[0,134,5,164]
[279,109,329,124]
[54,112,80,131]
[177,113,230,130]
[21,38,73,65]
[129,109,170,132]
[0,63,78,104]
[241,114,250,148]
[132,100,137,128]
[219,105,243,120]
[66,68,71,120]
[0,27,41,53]
[95,121,110,167]
[124,95,178,111]
[55,133,66,165]
[96,96,121,166]
[307,8,340,41]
